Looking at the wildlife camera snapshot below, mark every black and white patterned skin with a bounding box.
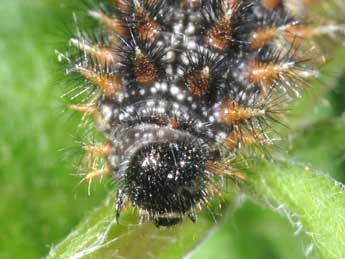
[65,0,323,226]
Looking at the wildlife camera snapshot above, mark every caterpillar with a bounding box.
[58,0,345,227]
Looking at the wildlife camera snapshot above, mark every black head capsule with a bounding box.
[124,140,208,226]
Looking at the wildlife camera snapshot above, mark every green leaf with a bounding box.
[47,191,237,259]
[245,159,345,259]
[288,118,345,181]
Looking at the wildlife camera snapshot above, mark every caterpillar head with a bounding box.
[112,125,209,226]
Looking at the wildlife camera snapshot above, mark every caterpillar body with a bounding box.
[59,0,345,226]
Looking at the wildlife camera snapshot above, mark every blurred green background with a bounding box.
[1,1,344,259]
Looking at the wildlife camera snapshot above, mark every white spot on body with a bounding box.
[101,105,113,121]
[140,89,146,95]
[170,85,180,96]
[150,86,157,94]
[177,93,185,101]
[161,82,168,92]
[185,23,196,35]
